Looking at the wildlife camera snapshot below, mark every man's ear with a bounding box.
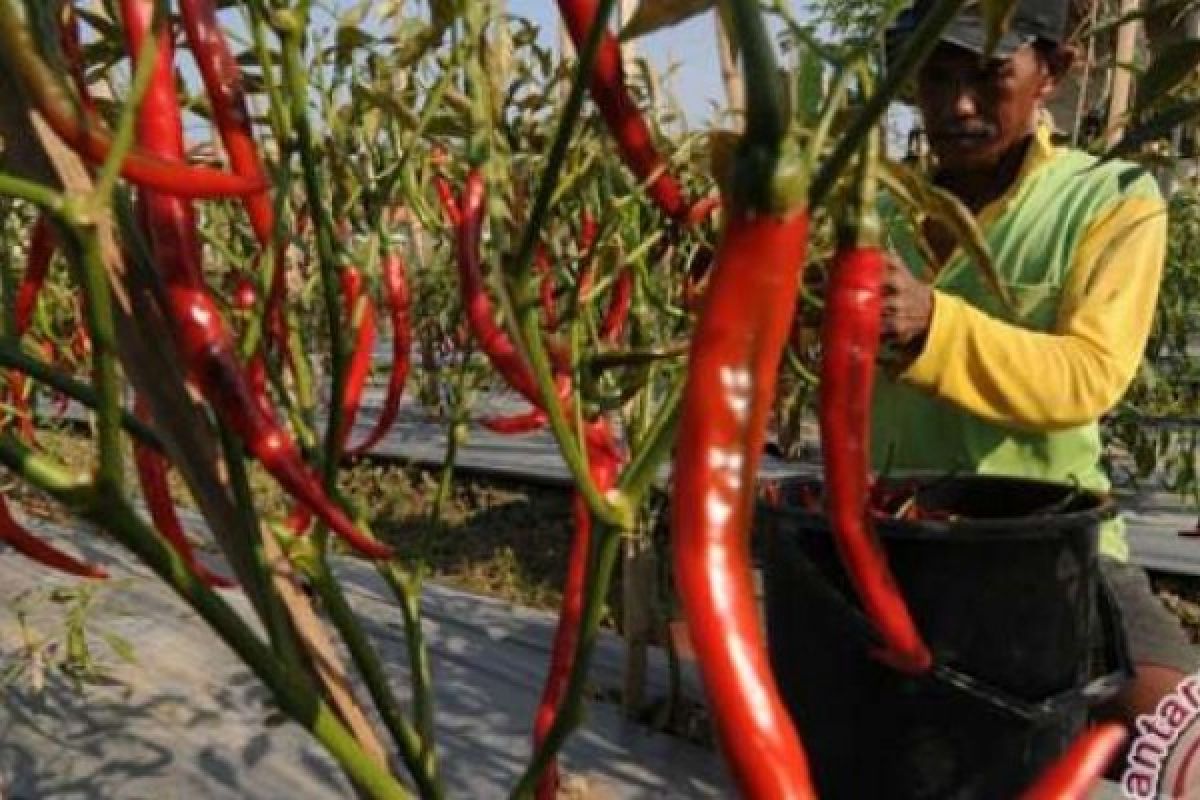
[1040,44,1078,99]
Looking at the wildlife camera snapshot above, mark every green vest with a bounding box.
[871,145,1161,560]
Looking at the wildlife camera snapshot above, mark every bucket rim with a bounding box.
[759,473,1117,540]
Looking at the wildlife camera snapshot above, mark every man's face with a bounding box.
[916,41,1057,172]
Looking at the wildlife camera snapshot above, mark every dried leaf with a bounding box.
[621,0,717,41]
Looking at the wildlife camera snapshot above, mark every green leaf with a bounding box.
[620,0,718,41]
[1135,40,1200,114]
[101,631,138,666]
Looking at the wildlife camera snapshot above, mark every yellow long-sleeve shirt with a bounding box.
[872,126,1167,559]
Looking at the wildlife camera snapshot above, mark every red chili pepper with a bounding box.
[671,207,817,798]
[230,274,258,312]
[133,398,234,588]
[579,211,598,256]
[346,253,412,457]
[532,424,621,800]
[0,0,264,199]
[179,0,274,244]
[1018,723,1126,800]
[820,244,931,674]
[336,266,377,452]
[598,267,632,344]
[434,175,462,228]
[0,494,107,579]
[15,216,56,337]
[555,0,689,222]
[481,408,548,435]
[120,0,391,561]
[685,194,722,227]
[456,170,544,403]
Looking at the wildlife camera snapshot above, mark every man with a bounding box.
[878,0,1194,726]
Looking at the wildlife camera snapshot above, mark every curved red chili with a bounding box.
[1018,724,1126,800]
[671,208,817,798]
[456,170,543,403]
[347,253,412,457]
[434,175,462,228]
[481,408,548,435]
[120,1,391,561]
[179,0,273,243]
[0,0,263,199]
[532,424,621,800]
[554,0,688,222]
[820,245,931,674]
[133,398,234,588]
[15,216,56,337]
[598,267,632,344]
[336,266,377,452]
[0,494,107,579]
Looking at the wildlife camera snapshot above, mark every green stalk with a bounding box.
[432,353,472,525]
[275,3,348,486]
[215,421,306,671]
[0,338,161,447]
[91,0,163,206]
[809,0,967,206]
[518,306,629,528]
[509,0,616,288]
[379,564,437,771]
[616,376,684,505]
[62,217,124,488]
[509,528,623,799]
[0,174,65,214]
[0,439,411,800]
[308,562,443,798]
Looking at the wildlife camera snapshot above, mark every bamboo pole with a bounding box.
[1106,0,1141,147]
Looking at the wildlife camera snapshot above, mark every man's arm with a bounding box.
[894,195,1166,431]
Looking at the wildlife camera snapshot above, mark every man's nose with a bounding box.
[947,77,978,118]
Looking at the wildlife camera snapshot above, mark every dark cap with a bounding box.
[887,0,1069,61]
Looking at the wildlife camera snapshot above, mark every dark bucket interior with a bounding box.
[758,475,1122,799]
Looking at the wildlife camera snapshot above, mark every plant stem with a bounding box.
[809,0,967,206]
[0,439,411,800]
[0,338,161,448]
[309,560,443,798]
[276,4,348,486]
[509,0,616,288]
[379,564,438,771]
[62,218,124,488]
[215,421,306,671]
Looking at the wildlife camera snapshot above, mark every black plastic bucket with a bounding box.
[758,474,1130,800]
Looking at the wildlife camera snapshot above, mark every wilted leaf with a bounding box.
[1110,97,1200,157]
[882,160,1012,312]
[621,0,717,41]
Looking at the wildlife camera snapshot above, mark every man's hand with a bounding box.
[882,253,934,346]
